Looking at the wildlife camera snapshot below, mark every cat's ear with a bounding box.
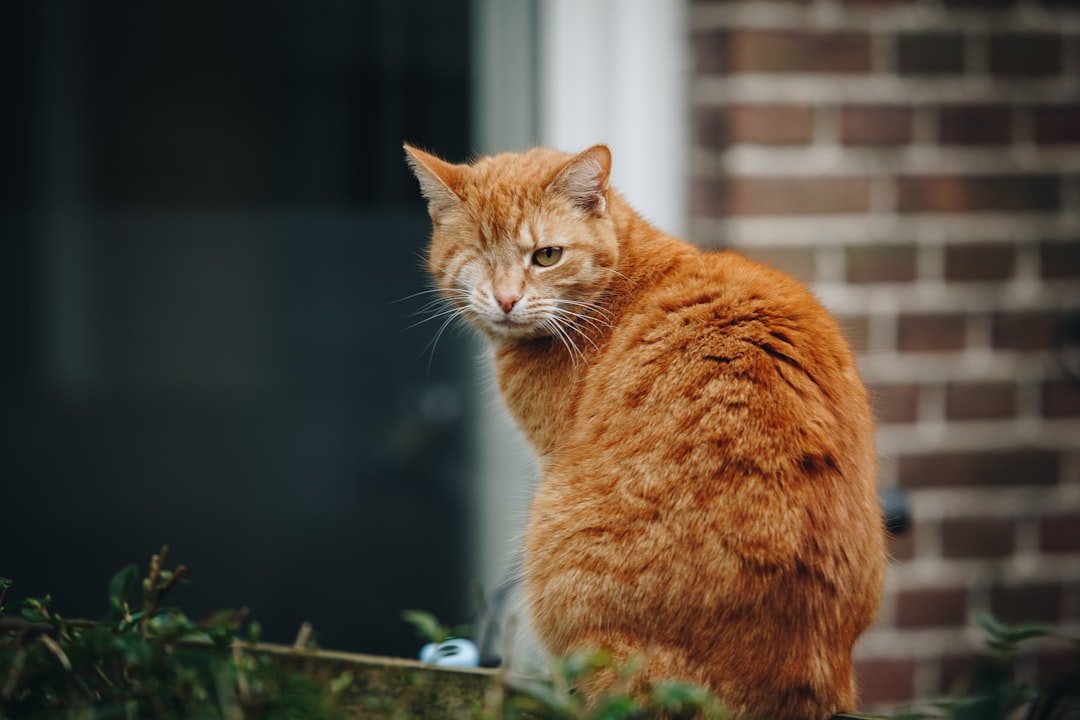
[549,144,611,217]
[404,144,466,219]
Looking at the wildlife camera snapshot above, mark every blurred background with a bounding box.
[1,0,477,657]
[2,0,1079,713]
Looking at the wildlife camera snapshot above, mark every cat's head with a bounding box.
[404,144,620,345]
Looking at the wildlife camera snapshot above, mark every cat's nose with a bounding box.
[495,293,520,314]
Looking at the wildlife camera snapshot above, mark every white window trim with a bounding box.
[539,0,688,238]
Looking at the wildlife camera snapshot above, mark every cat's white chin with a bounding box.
[486,316,544,339]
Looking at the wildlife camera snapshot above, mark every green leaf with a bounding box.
[203,609,241,649]
[329,670,353,695]
[108,564,139,607]
[590,695,642,720]
[19,595,52,623]
[401,609,446,643]
[449,623,474,640]
[0,576,11,612]
[975,612,1007,638]
[557,648,612,684]
[20,605,48,623]
[651,680,713,711]
[509,679,578,716]
[1003,624,1049,644]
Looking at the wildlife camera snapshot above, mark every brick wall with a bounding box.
[689,0,1080,712]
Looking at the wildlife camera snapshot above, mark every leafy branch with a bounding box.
[911,612,1079,720]
[1,545,347,719]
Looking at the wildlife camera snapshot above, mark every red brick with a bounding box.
[897,313,967,352]
[1043,378,1080,418]
[694,105,815,148]
[840,105,914,146]
[944,0,1016,6]
[696,29,874,74]
[942,517,1016,558]
[872,383,920,424]
[723,177,871,216]
[1040,512,1080,552]
[690,178,724,218]
[1036,648,1079,689]
[693,108,723,150]
[939,105,1014,146]
[855,658,916,704]
[737,246,817,283]
[896,587,969,627]
[941,654,981,696]
[989,33,1063,77]
[846,244,917,283]
[897,449,1060,488]
[1035,104,1080,145]
[692,32,727,75]
[992,310,1059,350]
[897,175,1061,214]
[990,582,1063,623]
[888,520,917,561]
[1040,240,1080,279]
[944,244,1015,281]
[896,32,966,75]
[945,381,1017,420]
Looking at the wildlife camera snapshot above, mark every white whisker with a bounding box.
[557,297,613,315]
[410,295,469,319]
[596,266,631,283]
[553,300,613,335]
[560,309,611,337]
[542,317,585,371]
[390,286,451,305]
[562,317,602,352]
[403,308,460,332]
[421,311,469,375]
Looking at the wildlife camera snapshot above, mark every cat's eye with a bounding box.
[532,247,563,267]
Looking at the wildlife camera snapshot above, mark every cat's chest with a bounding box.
[493,340,590,458]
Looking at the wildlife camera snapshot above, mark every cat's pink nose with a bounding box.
[496,293,520,314]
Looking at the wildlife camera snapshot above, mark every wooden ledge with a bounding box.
[254,642,889,719]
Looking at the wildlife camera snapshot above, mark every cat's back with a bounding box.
[576,247,869,451]
[539,244,879,560]
[526,246,883,718]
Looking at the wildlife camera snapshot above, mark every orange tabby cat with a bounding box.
[405,143,885,720]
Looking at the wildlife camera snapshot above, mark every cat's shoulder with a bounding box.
[644,245,825,317]
[611,243,848,363]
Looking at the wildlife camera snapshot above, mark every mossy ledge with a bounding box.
[253,641,885,720]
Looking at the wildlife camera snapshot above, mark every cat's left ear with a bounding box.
[550,144,611,217]
[404,144,466,220]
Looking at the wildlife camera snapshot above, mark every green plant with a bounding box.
[8,552,1080,720]
[504,648,730,720]
[0,576,12,615]
[402,608,472,646]
[908,613,1080,720]
[0,546,349,719]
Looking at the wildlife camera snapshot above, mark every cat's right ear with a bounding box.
[550,144,612,217]
[404,144,466,219]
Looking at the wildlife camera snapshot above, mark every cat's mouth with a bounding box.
[489,314,540,337]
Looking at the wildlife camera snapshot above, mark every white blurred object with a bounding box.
[419,638,480,667]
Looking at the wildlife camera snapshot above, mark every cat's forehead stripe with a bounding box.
[475,199,536,250]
